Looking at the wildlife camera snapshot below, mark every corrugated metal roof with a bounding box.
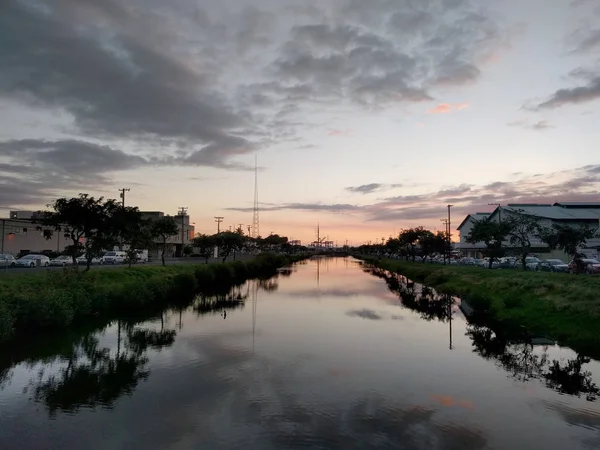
[502,205,600,220]
[456,213,491,231]
[554,202,600,208]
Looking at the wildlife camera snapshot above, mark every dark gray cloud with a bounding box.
[537,77,600,109]
[346,309,405,320]
[0,0,255,167]
[0,138,150,206]
[346,183,403,194]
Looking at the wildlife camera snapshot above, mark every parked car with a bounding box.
[50,255,75,266]
[0,254,17,267]
[537,259,569,273]
[102,251,126,264]
[569,258,600,275]
[126,249,148,264]
[514,256,541,270]
[16,254,50,268]
[76,254,104,265]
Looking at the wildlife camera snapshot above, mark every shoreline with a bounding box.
[0,253,307,344]
[360,257,600,357]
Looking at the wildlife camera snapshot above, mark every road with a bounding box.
[0,254,256,277]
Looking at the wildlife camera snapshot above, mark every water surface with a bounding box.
[1,257,599,449]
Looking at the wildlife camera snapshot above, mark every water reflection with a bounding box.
[367,264,600,402]
[467,325,599,401]
[1,258,599,449]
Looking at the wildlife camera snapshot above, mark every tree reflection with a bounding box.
[467,325,599,401]
[366,265,600,402]
[29,319,177,416]
[194,286,248,316]
[367,267,453,323]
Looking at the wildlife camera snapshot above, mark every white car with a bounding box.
[16,254,50,268]
[50,255,75,266]
[76,254,104,265]
[102,251,126,264]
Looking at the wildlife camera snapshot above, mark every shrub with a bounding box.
[0,300,14,341]
[170,273,198,299]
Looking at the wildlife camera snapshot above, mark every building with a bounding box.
[456,202,600,259]
[140,211,195,258]
[0,217,71,256]
[1,209,195,259]
[456,212,491,257]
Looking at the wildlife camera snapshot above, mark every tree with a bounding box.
[192,234,216,263]
[399,227,429,262]
[38,194,116,268]
[466,219,512,268]
[503,211,544,270]
[151,216,179,266]
[540,223,596,260]
[416,230,436,262]
[214,231,246,262]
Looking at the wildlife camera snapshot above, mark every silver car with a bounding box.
[0,254,16,267]
[16,254,51,268]
[50,255,75,266]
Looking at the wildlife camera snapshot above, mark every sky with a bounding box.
[0,0,599,245]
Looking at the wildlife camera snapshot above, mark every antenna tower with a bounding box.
[252,154,260,238]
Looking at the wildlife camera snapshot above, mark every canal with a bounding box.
[1,257,599,449]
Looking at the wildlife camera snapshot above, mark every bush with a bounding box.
[0,254,308,342]
[170,273,198,299]
[0,300,14,341]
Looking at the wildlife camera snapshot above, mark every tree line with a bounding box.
[357,227,452,263]
[35,193,300,270]
[356,208,597,270]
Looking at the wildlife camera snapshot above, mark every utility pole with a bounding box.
[489,203,501,222]
[178,207,188,257]
[247,225,252,235]
[214,216,224,234]
[447,205,453,262]
[118,188,130,208]
[441,219,449,264]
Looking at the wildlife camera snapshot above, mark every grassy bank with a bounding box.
[0,254,306,343]
[362,258,600,355]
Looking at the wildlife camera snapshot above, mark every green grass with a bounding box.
[0,253,306,343]
[362,258,600,356]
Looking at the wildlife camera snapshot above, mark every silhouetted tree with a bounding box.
[466,219,512,268]
[192,234,216,263]
[151,216,179,266]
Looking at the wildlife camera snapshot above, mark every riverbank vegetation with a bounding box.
[0,254,305,343]
[362,258,600,356]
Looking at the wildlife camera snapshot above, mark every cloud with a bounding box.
[508,119,555,130]
[0,0,257,169]
[346,309,405,321]
[537,77,600,109]
[427,103,470,114]
[226,165,600,226]
[533,5,600,109]
[346,183,403,194]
